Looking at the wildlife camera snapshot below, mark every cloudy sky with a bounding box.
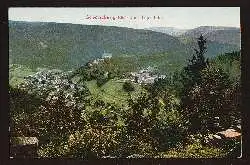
[8,7,240,29]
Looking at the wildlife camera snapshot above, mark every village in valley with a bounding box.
[9,7,241,158]
[87,51,167,85]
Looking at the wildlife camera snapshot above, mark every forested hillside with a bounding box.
[9,20,241,158]
[9,21,240,71]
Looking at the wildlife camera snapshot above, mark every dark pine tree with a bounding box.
[183,34,208,91]
[180,35,209,133]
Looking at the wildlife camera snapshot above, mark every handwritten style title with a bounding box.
[86,15,161,20]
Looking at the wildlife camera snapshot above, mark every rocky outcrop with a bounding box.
[203,128,241,149]
[10,137,39,158]
[217,129,241,139]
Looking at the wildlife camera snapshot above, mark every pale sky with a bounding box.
[8,7,240,29]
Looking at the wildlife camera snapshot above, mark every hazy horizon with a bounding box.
[8,19,240,31]
[9,7,240,29]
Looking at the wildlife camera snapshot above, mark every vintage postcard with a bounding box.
[9,7,241,158]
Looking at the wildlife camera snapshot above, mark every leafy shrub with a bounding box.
[123,81,135,92]
[35,92,85,140]
[182,66,234,133]
[96,75,109,87]
[124,93,186,153]
[37,140,68,158]
[66,99,160,158]
[73,59,119,84]
[212,51,240,85]
[161,140,227,158]
[66,125,123,158]
[9,86,42,136]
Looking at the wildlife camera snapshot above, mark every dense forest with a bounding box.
[9,22,241,158]
[9,21,240,71]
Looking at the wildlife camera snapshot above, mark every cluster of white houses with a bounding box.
[129,68,166,84]
[88,52,166,84]
[119,66,165,84]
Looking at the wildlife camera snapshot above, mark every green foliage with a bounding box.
[182,66,235,133]
[96,75,108,87]
[36,93,85,139]
[73,59,119,87]
[125,92,186,152]
[9,24,241,158]
[10,69,90,156]
[108,52,189,76]
[37,140,68,158]
[178,36,240,136]
[9,21,187,70]
[159,132,241,158]
[49,99,158,158]
[211,51,240,84]
[182,35,208,92]
[66,126,123,158]
[9,21,240,72]
[85,79,145,107]
[9,64,35,87]
[161,140,227,158]
[123,81,135,92]
[9,85,42,136]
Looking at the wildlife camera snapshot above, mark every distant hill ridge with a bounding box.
[144,27,188,36]
[179,26,240,46]
[9,21,240,71]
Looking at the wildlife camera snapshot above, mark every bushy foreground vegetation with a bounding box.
[9,35,241,158]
